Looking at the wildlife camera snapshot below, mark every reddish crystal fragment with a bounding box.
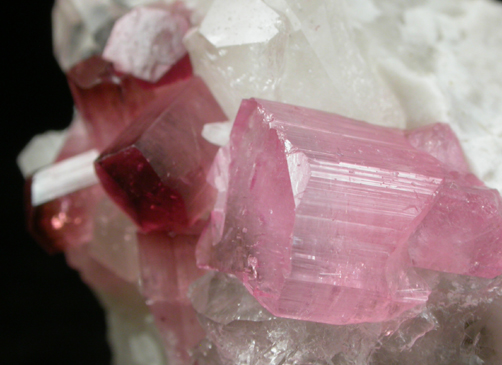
[95,77,226,233]
[67,56,156,150]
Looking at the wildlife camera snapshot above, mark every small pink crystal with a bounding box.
[103,3,191,83]
[198,99,447,325]
[95,77,226,233]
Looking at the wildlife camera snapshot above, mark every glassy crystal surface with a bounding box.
[185,0,406,125]
[198,98,448,325]
[95,77,226,233]
[103,3,191,82]
[190,272,502,365]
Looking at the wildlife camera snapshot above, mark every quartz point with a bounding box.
[137,232,205,364]
[95,77,226,233]
[103,3,191,83]
[198,98,502,325]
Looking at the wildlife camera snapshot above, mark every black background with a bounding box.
[4,1,110,364]
[3,0,502,364]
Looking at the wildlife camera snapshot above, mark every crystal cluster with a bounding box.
[19,0,502,364]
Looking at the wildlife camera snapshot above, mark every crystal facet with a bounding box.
[95,77,226,233]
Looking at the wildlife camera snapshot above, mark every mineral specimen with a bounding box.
[197,98,502,325]
[18,0,502,363]
[95,77,226,233]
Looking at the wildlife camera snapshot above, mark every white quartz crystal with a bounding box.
[186,0,502,192]
[17,129,66,178]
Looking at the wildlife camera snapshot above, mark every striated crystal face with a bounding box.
[95,77,226,233]
[198,98,502,325]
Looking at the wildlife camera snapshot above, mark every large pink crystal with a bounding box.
[95,77,226,233]
[197,99,449,325]
[103,3,191,83]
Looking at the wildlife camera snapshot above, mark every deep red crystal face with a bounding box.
[95,77,226,234]
[95,147,189,233]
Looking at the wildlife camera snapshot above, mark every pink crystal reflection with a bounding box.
[137,232,205,304]
[103,3,191,83]
[198,99,449,325]
[67,56,156,150]
[95,77,226,233]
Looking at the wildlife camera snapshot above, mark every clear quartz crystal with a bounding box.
[190,272,502,365]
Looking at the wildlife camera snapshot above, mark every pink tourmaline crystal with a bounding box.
[103,3,191,83]
[197,99,450,325]
[95,77,227,233]
[137,232,205,364]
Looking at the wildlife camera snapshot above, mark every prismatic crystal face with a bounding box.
[197,99,502,325]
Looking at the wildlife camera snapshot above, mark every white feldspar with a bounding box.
[17,129,66,178]
[201,121,232,147]
[30,149,100,206]
[186,0,502,192]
